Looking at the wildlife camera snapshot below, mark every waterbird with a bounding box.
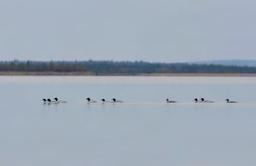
[54,97,67,103]
[47,98,52,104]
[101,98,111,103]
[86,98,97,103]
[194,98,199,103]
[112,98,123,103]
[226,99,237,103]
[200,98,214,103]
[166,98,177,103]
[42,98,47,103]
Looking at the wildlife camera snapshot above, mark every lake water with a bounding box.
[0,76,256,166]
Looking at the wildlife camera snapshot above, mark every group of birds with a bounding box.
[43,97,237,104]
[166,98,237,103]
[42,97,67,104]
[86,98,123,103]
[42,97,123,104]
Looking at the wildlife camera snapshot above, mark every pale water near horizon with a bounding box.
[0,76,256,166]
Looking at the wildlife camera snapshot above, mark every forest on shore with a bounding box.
[1,60,256,75]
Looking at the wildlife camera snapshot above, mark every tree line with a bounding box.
[0,60,256,74]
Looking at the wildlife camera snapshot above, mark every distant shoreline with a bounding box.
[1,72,256,77]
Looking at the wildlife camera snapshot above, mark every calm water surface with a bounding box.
[0,76,256,166]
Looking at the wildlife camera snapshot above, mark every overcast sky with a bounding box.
[0,0,255,62]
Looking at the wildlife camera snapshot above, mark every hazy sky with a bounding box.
[0,0,256,62]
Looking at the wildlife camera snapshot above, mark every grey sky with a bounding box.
[0,0,255,62]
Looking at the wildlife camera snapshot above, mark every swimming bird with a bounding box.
[112,98,123,103]
[101,98,111,103]
[47,98,52,104]
[86,97,97,103]
[42,98,47,103]
[226,99,237,103]
[166,98,177,103]
[54,97,67,103]
[200,98,214,103]
[194,98,199,103]
[54,97,60,103]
